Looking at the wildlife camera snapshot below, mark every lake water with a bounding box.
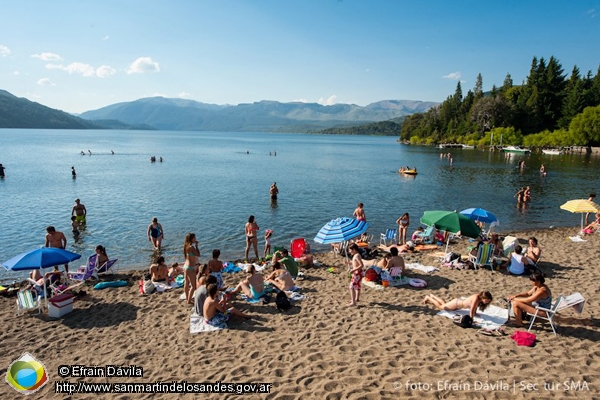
[1,129,599,282]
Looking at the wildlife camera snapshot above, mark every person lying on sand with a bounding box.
[204,284,250,326]
[423,291,493,319]
[230,264,265,300]
[265,261,295,291]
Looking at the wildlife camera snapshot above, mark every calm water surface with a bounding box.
[1,129,599,282]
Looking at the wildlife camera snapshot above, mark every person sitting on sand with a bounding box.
[508,272,552,328]
[582,213,600,234]
[265,261,295,291]
[208,249,225,289]
[149,256,169,283]
[522,237,542,266]
[386,247,405,275]
[194,274,217,317]
[377,253,392,269]
[273,248,299,279]
[230,264,265,300]
[504,245,526,275]
[196,264,210,287]
[423,291,493,319]
[204,284,250,326]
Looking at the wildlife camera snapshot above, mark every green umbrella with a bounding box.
[420,210,481,239]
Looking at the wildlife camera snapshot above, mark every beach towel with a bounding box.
[405,263,439,274]
[237,263,268,272]
[569,236,587,242]
[362,280,384,291]
[93,281,128,290]
[190,313,226,333]
[223,262,242,273]
[287,292,306,302]
[438,303,508,330]
[154,281,175,293]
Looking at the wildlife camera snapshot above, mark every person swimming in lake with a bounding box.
[423,291,493,319]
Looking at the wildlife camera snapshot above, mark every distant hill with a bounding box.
[80,97,437,132]
[315,119,404,136]
[0,90,99,129]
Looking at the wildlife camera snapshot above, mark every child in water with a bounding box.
[71,216,81,237]
[264,229,273,257]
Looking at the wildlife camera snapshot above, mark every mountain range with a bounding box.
[0,89,437,132]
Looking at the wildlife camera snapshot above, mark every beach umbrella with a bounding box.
[314,217,369,244]
[2,247,81,309]
[560,199,600,232]
[460,208,499,224]
[421,210,481,253]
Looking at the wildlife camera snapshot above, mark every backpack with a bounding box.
[143,280,156,295]
[453,314,473,328]
[275,290,291,311]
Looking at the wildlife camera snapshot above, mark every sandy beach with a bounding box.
[1,226,598,399]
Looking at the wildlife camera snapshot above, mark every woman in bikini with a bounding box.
[347,243,364,307]
[230,264,265,300]
[95,245,109,272]
[423,291,493,319]
[183,233,200,304]
[244,215,260,261]
[508,272,552,327]
[396,213,410,244]
[265,261,295,291]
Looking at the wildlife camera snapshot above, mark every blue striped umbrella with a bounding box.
[314,217,369,244]
[460,208,499,224]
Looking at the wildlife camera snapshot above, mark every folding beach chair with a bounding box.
[414,226,435,244]
[96,258,118,275]
[468,243,495,271]
[380,228,397,246]
[290,238,308,259]
[68,254,98,283]
[527,293,586,336]
[16,289,42,316]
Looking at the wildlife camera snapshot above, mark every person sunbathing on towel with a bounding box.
[265,261,295,291]
[230,264,265,300]
[423,291,493,319]
[508,272,552,328]
[169,262,184,281]
[204,284,250,326]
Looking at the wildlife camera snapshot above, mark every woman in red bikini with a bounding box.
[244,215,260,261]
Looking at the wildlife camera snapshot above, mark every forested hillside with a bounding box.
[401,56,600,147]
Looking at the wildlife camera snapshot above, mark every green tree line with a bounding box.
[401,56,600,147]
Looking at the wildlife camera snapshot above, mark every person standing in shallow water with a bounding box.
[71,166,76,178]
[0,163,5,178]
[270,182,279,200]
[353,203,366,222]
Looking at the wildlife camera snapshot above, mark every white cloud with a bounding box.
[13,71,20,75]
[31,52,62,61]
[127,57,160,74]
[102,35,110,41]
[96,65,116,78]
[177,92,192,98]
[443,71,462,80]
[37,78,55,86]
[47,62,115,78]
[0,45,10,57]
[293,98,308,103]
[317,95,338,106]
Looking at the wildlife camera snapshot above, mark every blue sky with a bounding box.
[1,1,599,113]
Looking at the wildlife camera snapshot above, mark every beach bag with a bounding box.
[364,268,380,283]
[453,315,473,328]
[143,280,156,295]
[510,330,536,347]
[275,290,291,312]
[445,252,461,263]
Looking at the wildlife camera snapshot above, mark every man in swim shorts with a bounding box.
[203,284,250,326]
[45,226,69,272]
[71,198,87,224]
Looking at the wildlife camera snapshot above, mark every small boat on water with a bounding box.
[399,168,418,175]
[541,149,563,155]
[502,146,531,154]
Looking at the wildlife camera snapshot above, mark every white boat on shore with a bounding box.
[502,146,531,154]
[542,149,563,155]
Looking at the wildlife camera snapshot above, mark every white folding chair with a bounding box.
[527,293,586,336]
